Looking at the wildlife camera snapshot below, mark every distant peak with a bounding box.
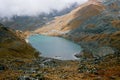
[88,0,102,4]
[89,0,98,2]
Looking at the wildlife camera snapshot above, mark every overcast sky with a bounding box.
[0,0,88,18]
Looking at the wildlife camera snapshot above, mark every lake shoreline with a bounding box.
[28,34,82,60]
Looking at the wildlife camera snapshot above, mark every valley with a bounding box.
[0,0,120,80]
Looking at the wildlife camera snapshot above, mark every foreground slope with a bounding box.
[0,23,38,59]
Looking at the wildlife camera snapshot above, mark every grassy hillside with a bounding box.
[0,23,38,59]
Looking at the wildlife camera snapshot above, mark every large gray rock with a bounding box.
[74,50,93,59]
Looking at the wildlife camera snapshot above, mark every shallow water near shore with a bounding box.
[28,34,82,60]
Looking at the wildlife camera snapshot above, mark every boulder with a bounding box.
[18,76,31,80]
[0,65,5,71]
[75,50,94,59]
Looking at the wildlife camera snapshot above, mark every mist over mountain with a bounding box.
[0,0,88,18]
[0,2,80,31]
[0,0,88,31]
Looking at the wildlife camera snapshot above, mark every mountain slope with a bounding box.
[65,0,120,54]
[35,0,105,35]
[0,23,38,59]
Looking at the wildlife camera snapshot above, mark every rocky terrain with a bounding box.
[0,52,119,80]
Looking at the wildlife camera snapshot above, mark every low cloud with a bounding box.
[0,0,88,17]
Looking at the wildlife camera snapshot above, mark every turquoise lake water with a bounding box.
[28,35,82,60]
